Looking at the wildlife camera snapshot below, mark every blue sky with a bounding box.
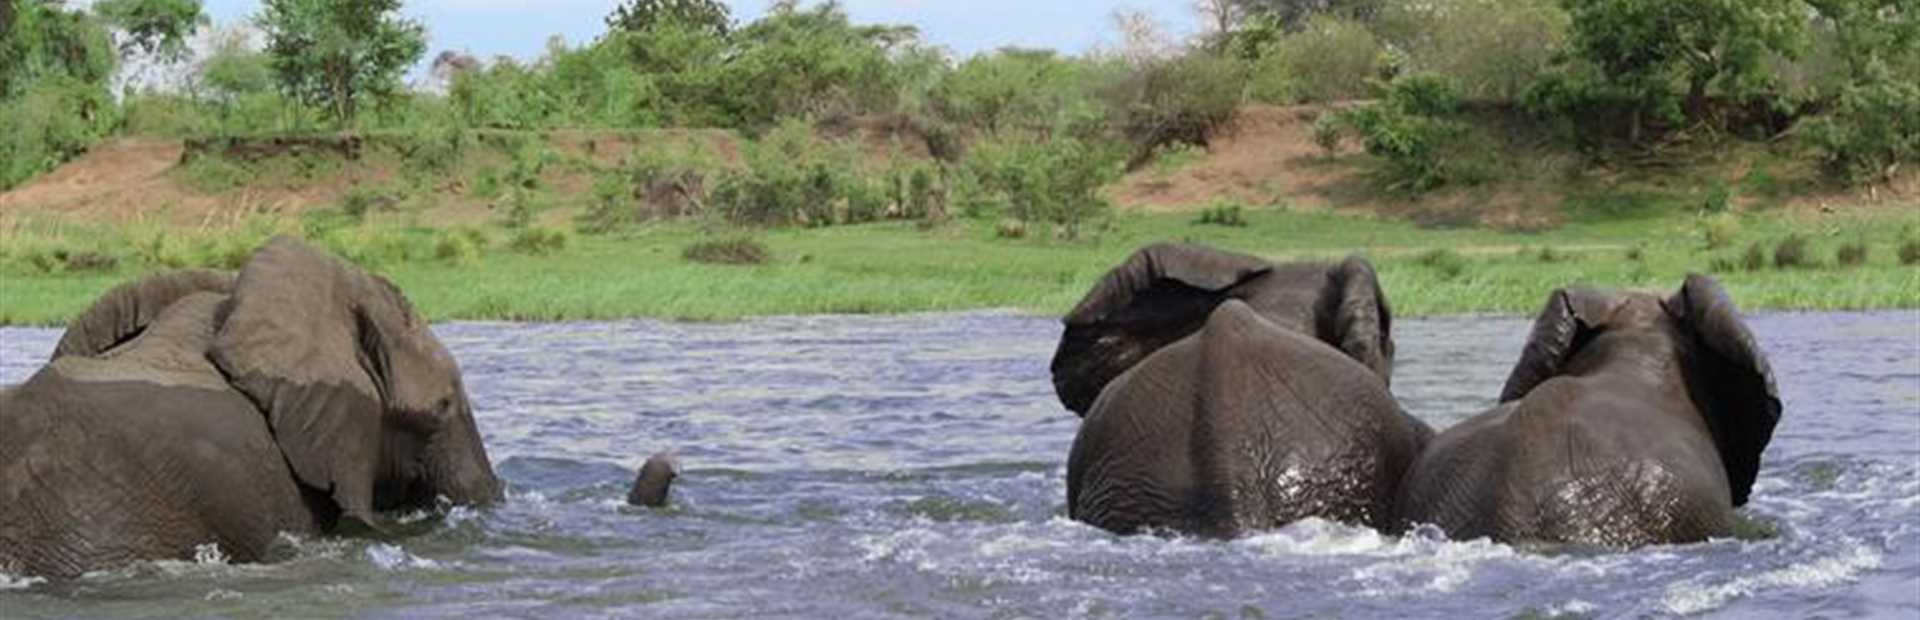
[196,1,1202,62]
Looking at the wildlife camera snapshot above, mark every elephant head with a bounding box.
[1497,274,1781,507]
[1050,243,1393,416]
[210,236,502,525]
[51,269,233,361]
[628,451,681,508]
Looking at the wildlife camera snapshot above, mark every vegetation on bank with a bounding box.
[3,206,1915,326]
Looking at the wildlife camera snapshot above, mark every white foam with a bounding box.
[1546,599,1597,616]
[194,542,230,565]
[365,543,442,571]
[204,588,243,601]
[0,571,46,591]
[1659,542,1884,615]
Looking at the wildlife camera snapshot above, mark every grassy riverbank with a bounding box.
[3,207,1915,326]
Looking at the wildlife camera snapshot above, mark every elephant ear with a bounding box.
[210,235,445,524]
[1498,287,1615,403]
[1050,243,1271,416]
[1327,255,1394,384]
[1668,274,1781,507]
[52,269,233,361]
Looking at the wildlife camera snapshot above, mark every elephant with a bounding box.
[0,236,502,578]
[627,451,681,508]
[1050,243,1432,537]
[1393,274,1781,547]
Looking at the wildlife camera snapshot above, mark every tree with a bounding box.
[256,0,426,125]
[605,0,731,35]
[1231,0,1383,30]
[91,0,206,61]
[1559,0,1807,139]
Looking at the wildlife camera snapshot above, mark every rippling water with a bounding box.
[1,311,1915,619]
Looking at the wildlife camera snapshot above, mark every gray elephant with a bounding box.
[1393,275,1781,547]
[0,236,502,578]
[1051,243,1432,537]
[628,450,680,508]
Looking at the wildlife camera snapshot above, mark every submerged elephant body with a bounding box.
[0,237,502,578]
[1395,275,1781,546]
[1053,244,1430,537]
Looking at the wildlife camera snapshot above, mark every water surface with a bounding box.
[1,311,1915,618]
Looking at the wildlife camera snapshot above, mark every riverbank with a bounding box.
[3,207,1915,326]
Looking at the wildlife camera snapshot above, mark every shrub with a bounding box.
[508,226,569,255]
[1742,241,1768,271]
[1699,213,1741,250]
[1901,238,1920,265]
[1702,181,1734,214]
[1415,248,1468,280]
[578,173,638,235]
[338,186,396,221]
[962,135,1122,240]
[1836,241,1868,267]
[1773,235,1810,269]
[683,237,770,265]
[1532,245,1568,263]
[434,227,487,264]
[1625,243,1646,262]
[709,120,863,227]
[1193,200,1248,227]
[1311,113,1345,155]
[994,218,1028,239]
[1331,73,1468,192]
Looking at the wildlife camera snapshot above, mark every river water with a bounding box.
[1,311,1915,619]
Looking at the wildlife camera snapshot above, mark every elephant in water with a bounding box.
[1394,275,1781,547]
[1051,243,1432,537]
[628,451,680,508]
[0,236,502,578]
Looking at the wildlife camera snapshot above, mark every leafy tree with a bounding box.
[1231,0,1384,30]
[719,1,918,125]
[1557,0,1807,140]
[1,0,118,188]
[605,0,730,35]
[92,0,206,61]
[255,0,426,125]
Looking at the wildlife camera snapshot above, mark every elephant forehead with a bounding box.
[50,357,232,392]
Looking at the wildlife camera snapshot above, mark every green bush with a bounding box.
[962,135,1122,240]
[1699,213,1741,250]
[1193,200,1248,227]
[1773,235,1811,269]
[1742,241,1769,271]
[683,236,771,265]
[1415,248,1468,279]
[1836,241,1868,267]
[709,119,863,226]
[433,227,488,264]
[1900,238,1920,265]
[508,226,569,255]
[1330,73,1468,192]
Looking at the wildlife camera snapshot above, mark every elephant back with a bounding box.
[53,269,233,361]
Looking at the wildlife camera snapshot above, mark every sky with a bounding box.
[193,0,1205,63]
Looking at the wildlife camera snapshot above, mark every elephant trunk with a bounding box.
[425,395,504,506]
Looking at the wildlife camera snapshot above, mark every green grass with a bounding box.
[2,208,1917,326]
